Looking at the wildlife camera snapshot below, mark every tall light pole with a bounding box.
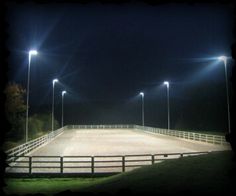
[52,78,59,132]
[219,56,231,133]
[164,81,170,130]
[61,90,67,128]
[139,92,145,126]
[25,50,38,143]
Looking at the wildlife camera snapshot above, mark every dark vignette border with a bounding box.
[0,0,235,195]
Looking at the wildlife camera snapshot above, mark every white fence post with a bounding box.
[131,125,228,146]
[6,124,228,161]
[6,127,65,161]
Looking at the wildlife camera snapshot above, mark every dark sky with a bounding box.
[5,2,234,132]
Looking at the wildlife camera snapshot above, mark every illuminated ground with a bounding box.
[30,129,229,156]
[7,129,230,174]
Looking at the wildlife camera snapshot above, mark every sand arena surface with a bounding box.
[7,129,230,174]
[28,129,229,156]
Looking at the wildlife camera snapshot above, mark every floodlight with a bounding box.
[164,81,169,86]
[218,56,227,61]
[29,50,38,55]
[53,78,59,84]
[62,91,67,96]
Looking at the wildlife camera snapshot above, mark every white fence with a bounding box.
[65,124,228,146]
[5,124,228,162]
[5,127,64,162]
[65,124,134,129]
[133,125,228,146]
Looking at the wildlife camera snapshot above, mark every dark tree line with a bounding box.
[4,82,60,149]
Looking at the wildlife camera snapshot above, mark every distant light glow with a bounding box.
[139,92,144,96]
[53,78,59,85]
[164,81,169,86]
[29,50,38,55]
[218,56,227,61]
[62,90,67,96]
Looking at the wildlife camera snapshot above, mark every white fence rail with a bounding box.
[65,124,228,146]
[65,124,134,129]
[5,124,228,163]
[133,125,228,146]
[5,127,64,162]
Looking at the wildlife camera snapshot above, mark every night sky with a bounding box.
[5,2,234,132]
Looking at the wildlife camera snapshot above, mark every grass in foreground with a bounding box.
[4,151,236,195]
[82,151,236,195]
[4,177,106,195]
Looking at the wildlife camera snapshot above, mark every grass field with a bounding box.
[4,151,235,195]
[4,177,105,195]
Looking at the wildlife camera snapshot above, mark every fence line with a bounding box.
[5,124,228,163]
[6,151,209,175]
[65,124,228,145]
[5,127,64,163]
[133,125,228,146]
[65,124,134,130]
